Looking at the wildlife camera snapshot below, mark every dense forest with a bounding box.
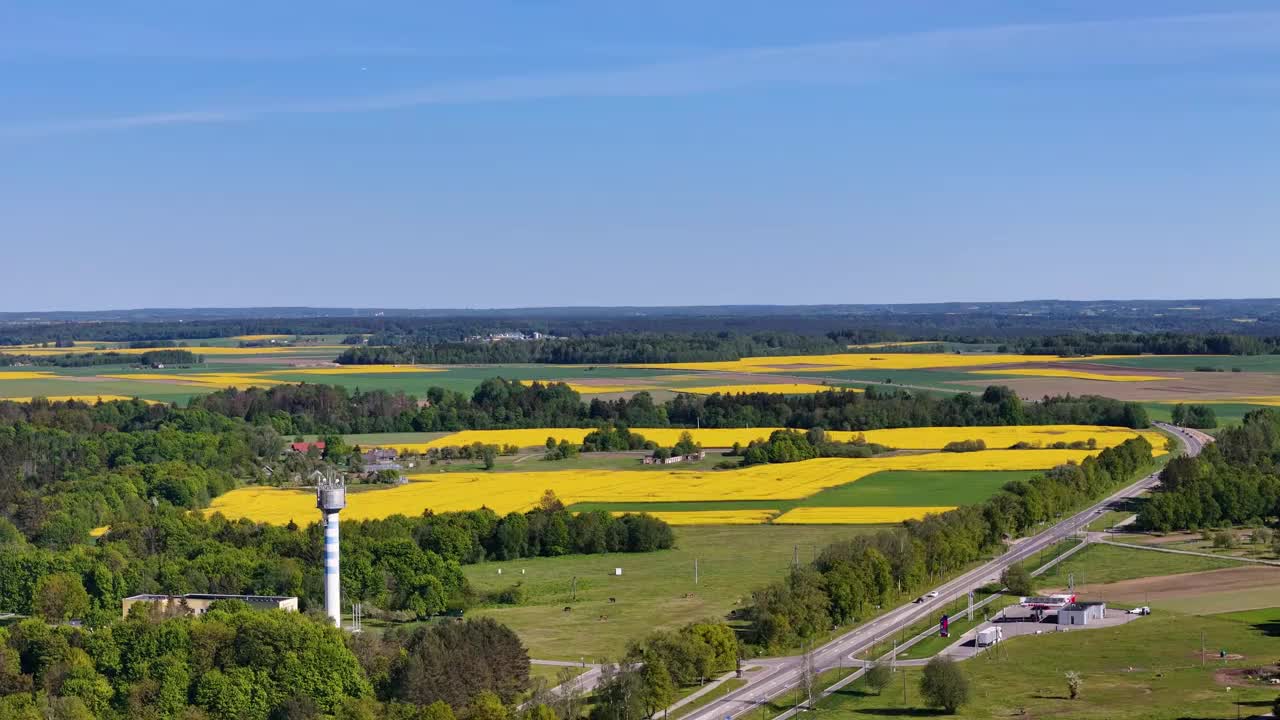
[1137,409,1280,532]
[746,435,1155,649]
[190,380,1151,436]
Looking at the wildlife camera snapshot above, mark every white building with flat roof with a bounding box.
[122,593,298,618]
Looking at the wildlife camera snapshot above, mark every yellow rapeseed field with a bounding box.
[208,448,1109,525]
[612,509,778,525]
[678,384,855,395]
[103,373,291,389]
[971,368,1171,382]
[233,334,291,341]
[0,395,162,405]
[773,507,956,524]
[833,425,1166,451]
[620,352,1146,373]
[364,424,1162,454]
[0,371,58,380]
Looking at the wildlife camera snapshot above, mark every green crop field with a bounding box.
[801,469,1037,507]
[462,525,865,661]
[567,469,1036,518]
[1214,606,1280,636]
[818,611,1278,719]
[1035,544,1238,589]
[1143,402,1267,427]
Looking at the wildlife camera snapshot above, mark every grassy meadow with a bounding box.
[820,610,1280,719]
[462,525,864,660]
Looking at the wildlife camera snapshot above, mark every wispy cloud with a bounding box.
[5,11,1279,138]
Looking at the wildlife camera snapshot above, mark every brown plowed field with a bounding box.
[1064,565,1280,606]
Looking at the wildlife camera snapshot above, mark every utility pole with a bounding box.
[793,545,799,568]
[695,558,699,585]
[571,576,578,601]
[1201,631,1206,667]
[903,665,908,704]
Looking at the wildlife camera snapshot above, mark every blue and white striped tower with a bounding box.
[315,472,347,628]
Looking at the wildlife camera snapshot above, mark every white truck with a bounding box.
[976,626,1003,647]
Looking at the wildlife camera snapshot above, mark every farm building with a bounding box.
[122,593,299,618]
[1058,601,1107,626]
[362,447,398,463]
[643,451,707,465]
[289,441,326,454]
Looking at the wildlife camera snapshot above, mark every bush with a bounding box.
[490,583,526,605]
[941,439,986,453]
[919,656,970,714]
[1000,564,1033,596]
[864,663,891,695]
[1212,531,1237,549]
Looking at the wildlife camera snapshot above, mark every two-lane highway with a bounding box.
[680,422,1209,720]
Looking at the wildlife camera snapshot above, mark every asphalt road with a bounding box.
[679,422,1210,720]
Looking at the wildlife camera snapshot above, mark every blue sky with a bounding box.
[2,2,1279,310]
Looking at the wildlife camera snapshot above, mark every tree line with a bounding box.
[745,435,1154,650]
[733,428,888,467]
[190,379,1152,437]
[1137,408,1280,532]
[0,349,201,368]
[335,332,843,365]
[1170,403,1218,429]
[1000,332,1277,357]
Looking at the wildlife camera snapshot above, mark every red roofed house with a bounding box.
[289,441,326,454]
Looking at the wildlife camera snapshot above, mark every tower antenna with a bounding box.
[315,470,347,628]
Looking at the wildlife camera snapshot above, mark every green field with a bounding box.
[818,611,1279,719]
[1215,606,1280,637]
[789,368,986,391]
[569,470,1038,517]
[462,525,864,661]
[804,470,1036,507]
[1143,402,1267,427]
[1035,543,1238,589]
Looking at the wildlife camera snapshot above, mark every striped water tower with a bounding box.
[314,471,347,628]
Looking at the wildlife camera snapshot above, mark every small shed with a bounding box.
[1058,601,1106,626]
